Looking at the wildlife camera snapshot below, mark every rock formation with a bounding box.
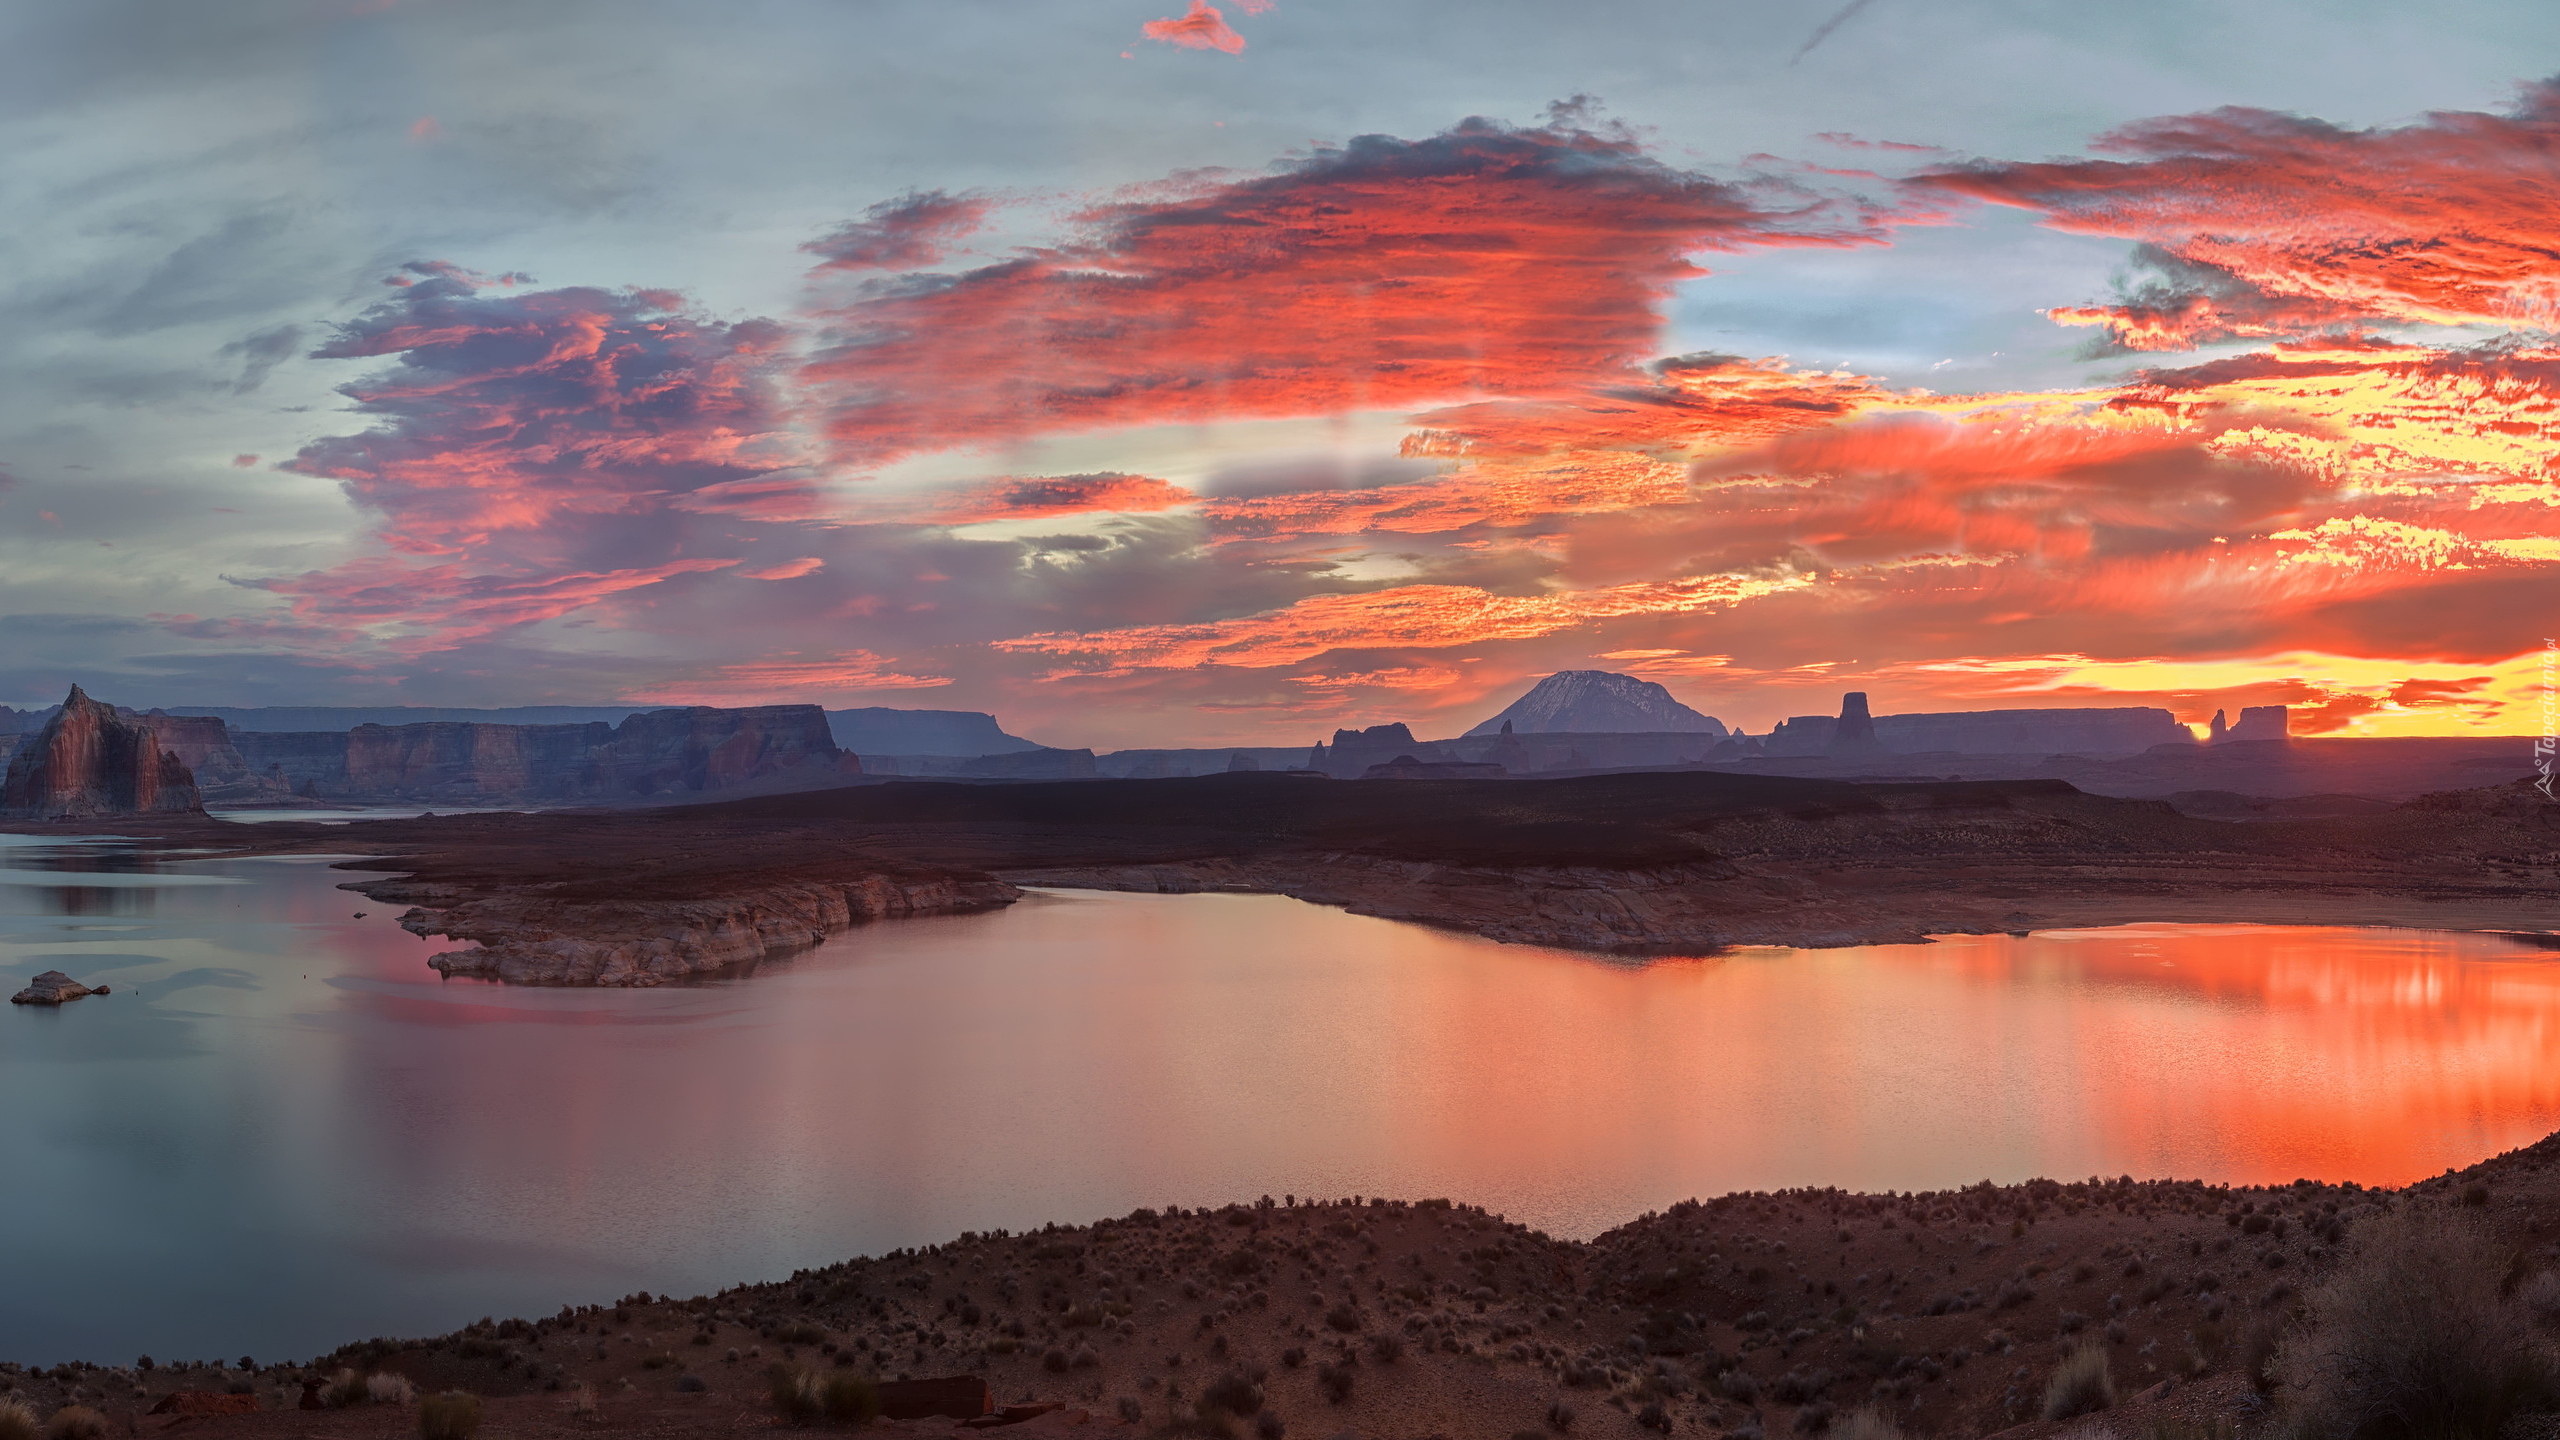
[824,707,1043,757]
[2225,705,2291,743]
[1829,691,1881,754]
[0,686,204,819]
[1310,722,1437,778]
[1464,670,1726,736]
[224,704,859,804]
[10,970,104,1004]
[1361,755,1509,780]
[1766,699,2192,757]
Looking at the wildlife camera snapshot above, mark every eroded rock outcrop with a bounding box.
[400,872,1018,986]
[0,687,203,819]
[11,970,103,1004]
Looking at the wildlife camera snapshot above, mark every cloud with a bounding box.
[803,191,992,272]
[2045,246,2375,353]
[283,261,804,556]
[915,473,1195,525]
[998,572,1810,671]
[1922,78,2560,335]
[220,322,302,394]
[1142,0,1245,53]
[801,113,1920,469]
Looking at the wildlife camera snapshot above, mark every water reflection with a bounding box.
[4,839,2559,1365]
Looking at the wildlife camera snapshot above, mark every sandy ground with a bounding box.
[12,1129,2560,1439]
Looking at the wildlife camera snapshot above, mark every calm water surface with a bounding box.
[6,833,2558,1362]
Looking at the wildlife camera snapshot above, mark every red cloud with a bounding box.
[1923,79,2560,339]
[803,191,991,272]
[1142,0,1245,53]
[801,116,1919,469]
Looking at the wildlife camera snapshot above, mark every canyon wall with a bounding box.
[0,687,204,819]
[228,704,859,805]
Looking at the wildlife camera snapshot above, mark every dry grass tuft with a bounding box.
[0,1399,35,1440]
[40,1408,105,1440]
[2275,1206,2556,1440]
[367,1372,416,1405]
[1830,1407,1906,1440]
[2042,1341,2116,1421]
[416,1391,481,1440]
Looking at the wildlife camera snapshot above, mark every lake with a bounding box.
[5,832,2558,1364]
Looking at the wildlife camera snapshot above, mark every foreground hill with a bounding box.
[12,1133,2560,1440]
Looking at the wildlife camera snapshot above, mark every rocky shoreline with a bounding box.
[362,870,1021,987]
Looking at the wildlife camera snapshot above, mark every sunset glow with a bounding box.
[3,9,2554,747]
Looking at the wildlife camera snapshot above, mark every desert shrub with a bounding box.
[1366,1332,1403,1364]
[819,1374,878,1423]
[1254,1414,1283,1440]
[367,1372,416,1405]
[766,1363,823,1425]
[1770,1368,1830,1405]
[1994,1280,2036,1310]
[0,1400,34,1440]
[417,1393,481,1440]
[1315,1362,1354,1404]
[563,1383,599,1418]
[1718,1367,1761,1402]
[2274,1207,2556,1440]
[324,1368,370,1408]
[1198,1371,1264,1417]
[1636,1400,1671,1432]
[1790,1401,1834,1432]
[41,1409,105,1440]
[2041,1342,2115,1421]
[774,1322,825,1346]
[1830,1408,1906,1440]
[1279,1347,1305,1369]
[1042,1346,1070,1373]
[2524,1271,2560,1326]
[1545,1398,1576,1431]
[1323,1304,1360,1333]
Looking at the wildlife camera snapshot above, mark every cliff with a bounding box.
[229,705,859,805]
[825,707,1043,756]
[1766,700,2193,757]
[0,686,204,819]
[1464,670,1725,736]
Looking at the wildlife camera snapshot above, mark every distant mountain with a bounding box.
[824,707,1044,756]
[1463,671,1725,737]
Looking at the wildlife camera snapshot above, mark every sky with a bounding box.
[2,0,2557,748]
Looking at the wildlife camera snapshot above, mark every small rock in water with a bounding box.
[11,970,98,1005]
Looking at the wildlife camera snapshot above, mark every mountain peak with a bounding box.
[1464,671,1725,737]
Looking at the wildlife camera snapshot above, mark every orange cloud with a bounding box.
[1141,0,1244,53]
[997,572,1811,671]
[1924,80,2560,340]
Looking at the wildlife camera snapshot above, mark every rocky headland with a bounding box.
[0,686,203,820]
[11,1133,2560,1440]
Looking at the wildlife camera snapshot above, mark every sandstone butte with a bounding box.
[0,685,203,820]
